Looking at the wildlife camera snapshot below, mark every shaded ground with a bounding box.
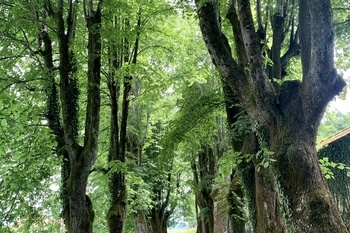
[168,228,196,233]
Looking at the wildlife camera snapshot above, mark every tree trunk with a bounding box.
[150,209,168,233]
[253,162,285,233]
[42,1,102,232]
[195,0,348,232]
[227,175,245,233]
[135,211,152,233]
[223,82,285,232]
[192,147,215,233]
[147,172,173,233]
[107,73,130,232]
[107,11,141,233]
[67,158,95,233]
[108,173,127,233]
[273,126,348,232]
[223,83,250,233]
[213,195,228,233]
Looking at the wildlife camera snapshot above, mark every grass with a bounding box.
[168,228,196,233]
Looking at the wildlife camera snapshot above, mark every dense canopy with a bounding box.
[0,0,350,233]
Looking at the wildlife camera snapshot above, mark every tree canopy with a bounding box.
[1,0,350,233]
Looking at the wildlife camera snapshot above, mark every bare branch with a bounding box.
[227,0,248,68]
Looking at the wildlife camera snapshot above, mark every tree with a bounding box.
[195,0,348,232]
[42,1,102,232]
[1,1,201,231]
[1,0,102,232]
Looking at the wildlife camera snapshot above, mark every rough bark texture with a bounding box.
[223,84,250,233]
[213,200,228,233]
[253,161,286,233]
[196,0,348,232]
[223,82,285,232]
[227,175,245,233]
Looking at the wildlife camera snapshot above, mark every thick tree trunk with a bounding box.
[67,158,94,233]
[241,133,286,233]
[253,162,286,233]
[213,194,228,233]
[227,175,245,233]
[195,0,348,232]
[223,82,285,233]
[273,126,348,232]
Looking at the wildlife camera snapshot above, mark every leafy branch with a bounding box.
[319,157,350,179]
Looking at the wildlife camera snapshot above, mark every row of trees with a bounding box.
[1,0,350,232]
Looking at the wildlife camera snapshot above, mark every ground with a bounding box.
[168,228,196,233]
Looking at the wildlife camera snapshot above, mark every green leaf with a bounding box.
[263,161,269,168]
[1,119,6,126]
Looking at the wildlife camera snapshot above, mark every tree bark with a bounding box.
[227,174,245,233]
[223,82,285,233]
[211,188,228,233]
[273,128,347,232]
[195,0,348,232]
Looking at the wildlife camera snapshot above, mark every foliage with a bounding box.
[1,0,350,232]
[319,157,350,179]
[332,0,350,70]
[0,56,61,229]
[318,109,350,142]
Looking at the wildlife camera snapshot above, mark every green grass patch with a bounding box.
[168,228,196,233]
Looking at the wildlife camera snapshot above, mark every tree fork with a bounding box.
[195,0,348,231]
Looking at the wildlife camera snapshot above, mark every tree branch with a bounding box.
[83,0,102,159]
[226,0,248,68]
[196,0,278,126]
[300,0,345,124]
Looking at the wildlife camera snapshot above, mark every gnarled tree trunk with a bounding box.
[223,82,285,233]
[195,0,348,232]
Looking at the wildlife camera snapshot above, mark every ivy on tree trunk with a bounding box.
[42,0,102,232]
[195,0,348,232]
